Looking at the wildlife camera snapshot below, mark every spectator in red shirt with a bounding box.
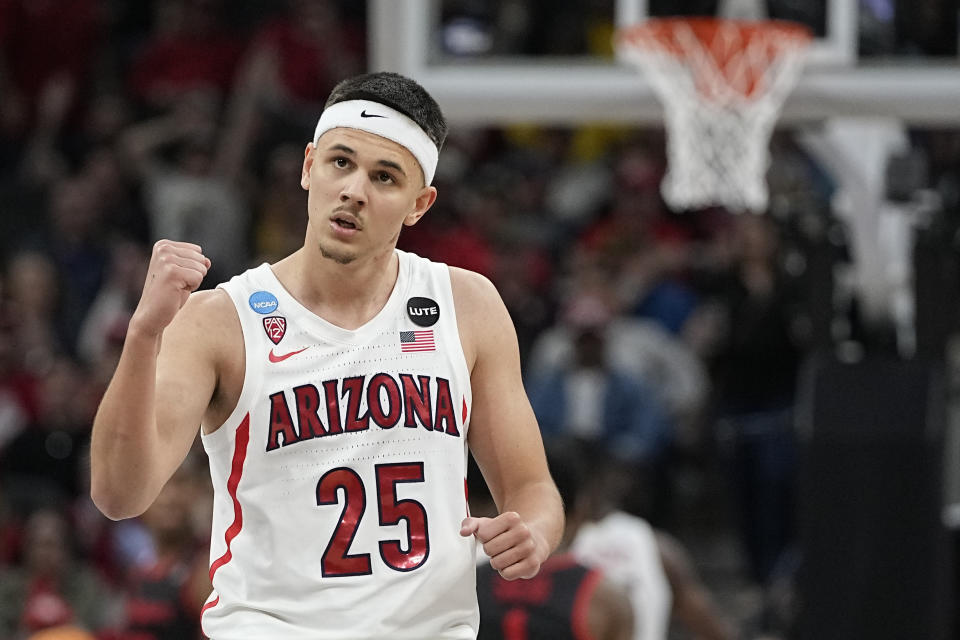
[119,460,211,640]
[247,0,364,110]
[0,0,103,140]
[127,0,243,111]
[217,0,365,175]
[0,508,116,637]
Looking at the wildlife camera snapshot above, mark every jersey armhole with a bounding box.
[442,265,473,407]
[201,287,262,451]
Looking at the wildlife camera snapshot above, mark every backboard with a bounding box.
[369,0,960,126]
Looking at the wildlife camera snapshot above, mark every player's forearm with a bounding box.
[501,479,565,558]
[90,325,166,520]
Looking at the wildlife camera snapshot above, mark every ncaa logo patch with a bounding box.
[263,316,286,345]
[249,291,279,315]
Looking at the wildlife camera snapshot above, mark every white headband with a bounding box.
[313,99,439,185]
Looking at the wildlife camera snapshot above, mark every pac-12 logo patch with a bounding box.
[406,297,439,327]
[263,316,286,345]
[249,291,279,315]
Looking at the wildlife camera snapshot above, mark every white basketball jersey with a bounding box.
[200,250,478,640]
[572,512,672,640]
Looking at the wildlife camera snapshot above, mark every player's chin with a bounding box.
[317,241,359,265]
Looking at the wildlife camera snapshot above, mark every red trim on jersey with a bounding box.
[200,595,219,618]
[200,413,251,630]
[571,567,603,640]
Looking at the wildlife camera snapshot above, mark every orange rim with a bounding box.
[617,18,812,99]
[617,17,812,55]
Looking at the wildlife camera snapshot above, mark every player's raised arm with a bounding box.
[90,239,223,520]
[453,267,564,580]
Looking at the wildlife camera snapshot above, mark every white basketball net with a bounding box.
[618,20,810,213]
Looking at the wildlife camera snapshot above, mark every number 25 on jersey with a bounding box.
[317,462,429,577]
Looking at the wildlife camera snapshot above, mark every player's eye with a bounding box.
[376,171,395,184]
[333,157,351,169]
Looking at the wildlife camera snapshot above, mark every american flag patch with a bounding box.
[400,330,436,353]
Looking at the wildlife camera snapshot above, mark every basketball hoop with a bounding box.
[616,18,812,213]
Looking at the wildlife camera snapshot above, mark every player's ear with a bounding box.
[301,143,315,190]
[404,186,438,226]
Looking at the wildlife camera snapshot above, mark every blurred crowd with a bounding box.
[1,1,959,639]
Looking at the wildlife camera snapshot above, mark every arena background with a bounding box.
[0,0,958,638]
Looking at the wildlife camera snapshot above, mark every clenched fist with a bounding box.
[129,240,211,337]
[460,512,549,581]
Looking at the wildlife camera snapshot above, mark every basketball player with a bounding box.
[563,439,737,640]
[473,449,634,640]
[90,72,564,639]
[477,555,634,640]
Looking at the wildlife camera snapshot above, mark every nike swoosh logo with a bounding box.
[268,346,309,363]
[360,110,386,118]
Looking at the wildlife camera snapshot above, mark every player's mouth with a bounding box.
[330,212,362,235]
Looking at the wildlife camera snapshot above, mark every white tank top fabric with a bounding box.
[199,250,477,639]
[572,512,673,640]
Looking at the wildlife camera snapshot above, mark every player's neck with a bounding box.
[273,246,400,330]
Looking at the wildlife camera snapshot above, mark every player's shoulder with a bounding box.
[167,287,238,345]
[602,511,658,543]
[180,287,235,321]
[447,266,512,339]
[446,267,511,369]
[447,266,501,309]
[576,512,656,552]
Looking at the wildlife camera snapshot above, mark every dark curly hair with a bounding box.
[324,72,448,152]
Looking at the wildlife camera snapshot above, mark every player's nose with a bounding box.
[339,171,367,206]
